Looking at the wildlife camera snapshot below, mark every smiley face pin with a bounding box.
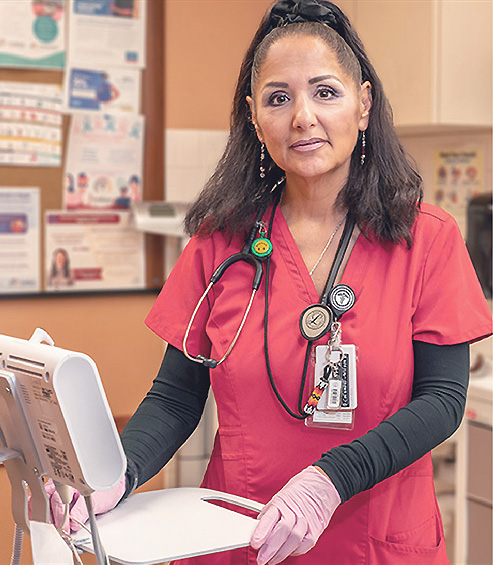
[251,224,273,259]
[251,237,273,258]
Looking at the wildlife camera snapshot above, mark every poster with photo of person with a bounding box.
[45,210,145,291]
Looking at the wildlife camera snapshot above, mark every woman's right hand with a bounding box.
[37,477,126,533]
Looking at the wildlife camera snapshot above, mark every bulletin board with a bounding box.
[0,0,164,296]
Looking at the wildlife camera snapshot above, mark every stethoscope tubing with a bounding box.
[182,206,269,369]
[183,283,258,369]
[210,252,263,289]
[263,199,356,419]
[181,187,355,395]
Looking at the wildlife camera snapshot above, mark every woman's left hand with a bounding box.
[251,466,341,564]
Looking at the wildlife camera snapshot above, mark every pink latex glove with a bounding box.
[251,466,341,565]
[43,477,126,533]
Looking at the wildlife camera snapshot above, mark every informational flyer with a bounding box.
[64,112,143,209]
[0,82,63,166]
[45,211,145,291]
[68,0,146,68]
[0,188,40,293]
[0,0,66,69]
[64,65,141,113]
[433,148,485,234]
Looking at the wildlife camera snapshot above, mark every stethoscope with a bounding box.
[182,202,275,369]
[182,189,356,417]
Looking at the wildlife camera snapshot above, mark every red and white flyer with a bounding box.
[44,210,145,291]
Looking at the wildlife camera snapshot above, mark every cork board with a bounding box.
[0,1,164,295]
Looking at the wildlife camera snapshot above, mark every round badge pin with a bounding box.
[251,237,273,259]
[329,284,355,318]
[299,304,333,341]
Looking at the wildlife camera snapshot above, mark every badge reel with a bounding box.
[303,284,358,431]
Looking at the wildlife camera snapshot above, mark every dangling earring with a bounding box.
[259,142,266,178]
[360,130,366,166]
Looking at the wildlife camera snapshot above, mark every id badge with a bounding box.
[305,344,358,430]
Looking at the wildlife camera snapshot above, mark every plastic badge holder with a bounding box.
[0,328,126,533]
[305,343,358,430]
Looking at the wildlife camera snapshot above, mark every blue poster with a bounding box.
[68,69,115,111]
[65,66,141,113]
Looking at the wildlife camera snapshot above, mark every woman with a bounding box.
[47,248,74,288]
[50,1,491,563]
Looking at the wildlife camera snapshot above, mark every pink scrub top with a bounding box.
[146,203,492,565]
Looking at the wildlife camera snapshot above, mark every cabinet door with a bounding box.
[467,423,492,502]
[467,423,492,565]
[355,0,434,126]
[467,499,493,564]
[354,0,492,127]
[438,0,493,126]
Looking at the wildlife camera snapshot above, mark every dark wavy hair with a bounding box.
[185,0,423,246]
[50,248,71,278]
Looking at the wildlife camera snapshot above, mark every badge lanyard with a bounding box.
[263,199,356,420]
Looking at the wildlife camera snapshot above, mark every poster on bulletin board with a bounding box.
[433,148,484,234]
[0,187,40,293]
[68,0,146,68]
[45,210,145,292]
[63,65,141,114]
[64,112,144,210]
[0,0,66,69]
[0,81,63,166]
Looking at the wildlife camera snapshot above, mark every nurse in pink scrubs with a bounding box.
[50,1,492,563]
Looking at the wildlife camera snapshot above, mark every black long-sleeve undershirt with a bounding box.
[315,340,469,501]
[120,345,211,497]
[120,341,469,503]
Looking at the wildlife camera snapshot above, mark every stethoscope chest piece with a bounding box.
[329,284,356,318]
[299,303,334,341]
[298,216,357,343]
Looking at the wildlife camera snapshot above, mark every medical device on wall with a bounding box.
[0,328,126,564]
